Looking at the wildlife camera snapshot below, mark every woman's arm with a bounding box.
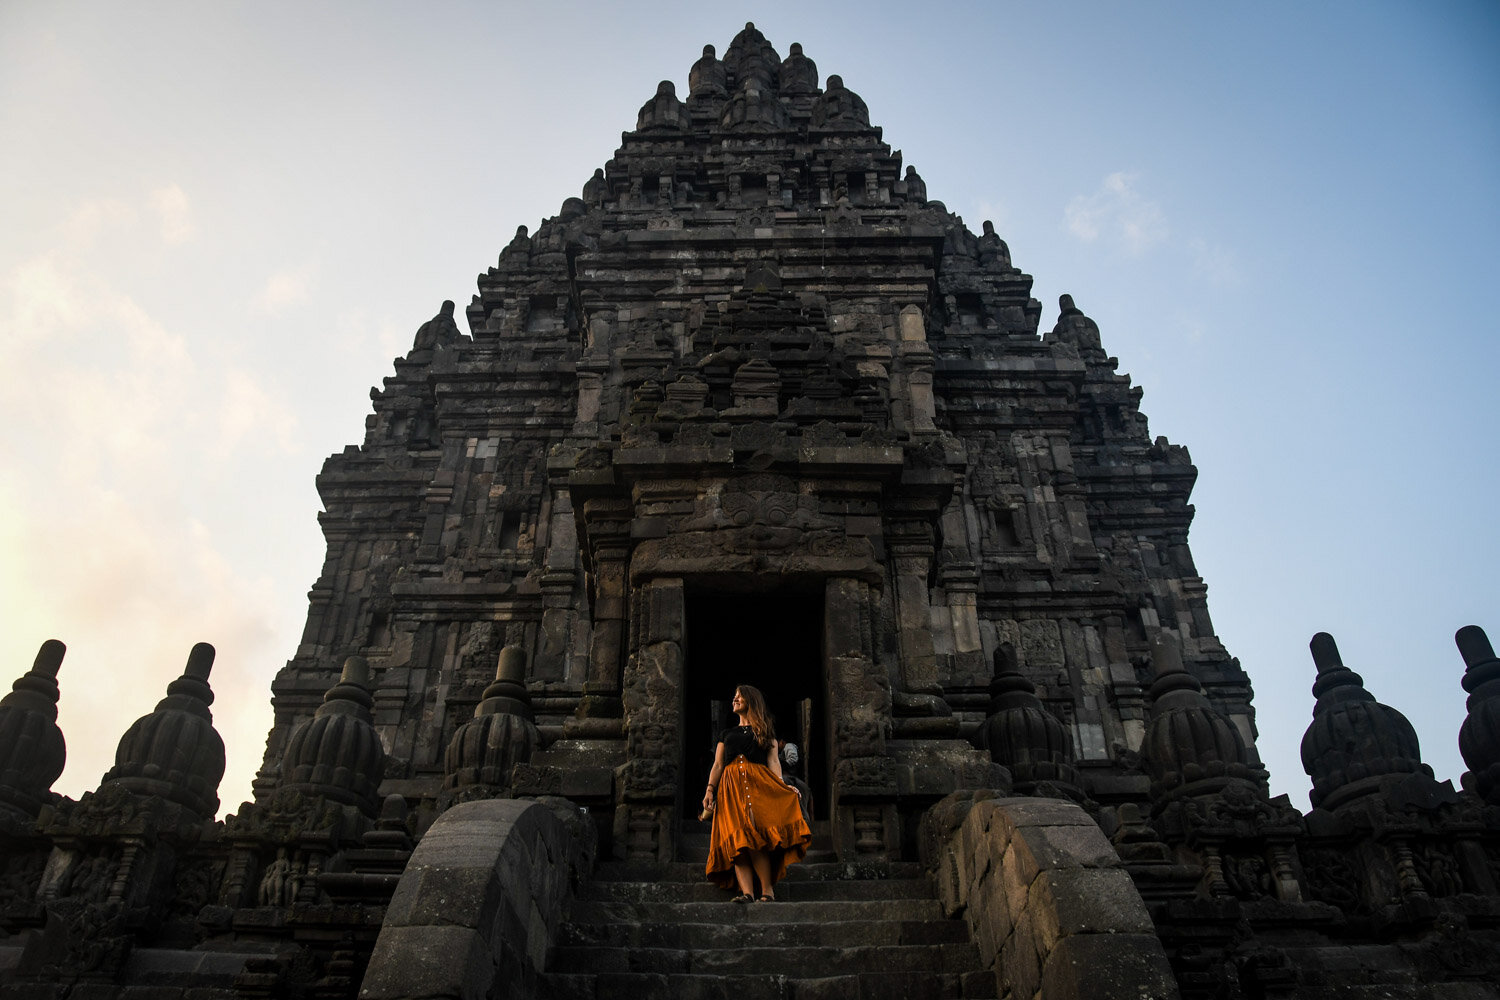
[702,742,726,811]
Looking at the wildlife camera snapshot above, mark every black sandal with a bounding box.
[731,893,753,904]
[757,894,775,902]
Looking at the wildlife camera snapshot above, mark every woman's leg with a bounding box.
[749,850,775,899]
[732,856,756,897]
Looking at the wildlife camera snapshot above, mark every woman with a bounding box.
[701,685,813,902]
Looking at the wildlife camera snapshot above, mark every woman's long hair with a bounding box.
[736,684,775,748]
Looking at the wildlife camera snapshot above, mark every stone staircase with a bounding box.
[539,825,999,1000]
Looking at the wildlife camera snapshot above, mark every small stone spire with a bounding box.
[1299,632,1431,810]
[979,220,1011,269]
[411,299,461,351]
[1141,632,1257,805]
[442,644,541,800]
[104,642,226,819]
[688,44,728,98]
[280,657,386,818]
[722,22,780,92]
[780,42,818,94]
[1047,294,1104,353]
[1457,625,1500,803]
[0,640,67,821]
[811,74,870,129]
[903,166,927,205]
[975,644,1081,797]
[636,80,687,131]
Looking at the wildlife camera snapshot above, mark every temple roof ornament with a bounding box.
[1457,624,1500,803]
[636,80,687,132]
[280,656,385,818]
[780,42,819,95]
[1299,631,1431,810]
[975,644,1081,798]
[811,75,870,129]
[722,22,780,92]
[0,639,67,821]
[1141,632,1259,806]
[688,44,727,98]
[1046,294,1104,354]
[443,644,541,801]
[102,642,225,820]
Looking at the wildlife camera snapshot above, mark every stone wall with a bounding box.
[921,791,1179,1000]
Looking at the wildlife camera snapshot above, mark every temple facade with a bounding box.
[1,24,1497,1000]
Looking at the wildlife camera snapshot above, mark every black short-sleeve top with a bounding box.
[719,725,772,766]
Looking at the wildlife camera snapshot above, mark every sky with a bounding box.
[1,1,1496,818]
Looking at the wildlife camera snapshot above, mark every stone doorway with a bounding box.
[683,586,828,822]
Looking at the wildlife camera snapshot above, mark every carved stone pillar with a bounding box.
[536,488,580,684]
[824,577,898,859]
[614,577,686,861]
[886,523,941,698]
[579,497,632,719]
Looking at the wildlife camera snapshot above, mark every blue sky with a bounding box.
[2,1,1495,815]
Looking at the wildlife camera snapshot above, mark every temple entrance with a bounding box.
[683,584,827,822]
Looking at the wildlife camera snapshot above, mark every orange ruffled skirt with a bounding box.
[705,754,813,889]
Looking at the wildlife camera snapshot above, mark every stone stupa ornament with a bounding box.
[103,642,225,820]
[0,640,67,823]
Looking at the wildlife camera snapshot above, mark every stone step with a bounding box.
[539,969,1000,1000]
[577,877,936,904]
[594,859,925,883]
[565,897,948,925]
[556,915,971,950]
[550,941,982,977]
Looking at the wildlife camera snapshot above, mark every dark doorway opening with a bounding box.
[683,585,826,823]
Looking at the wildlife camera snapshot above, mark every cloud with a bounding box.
[256,264,317,315]
[218,369,300,455]
[150,184,196,244]
[0,199,284,815]
[1189,237,1243,287]
[60,198,135,247]
[1065,172,1168,254]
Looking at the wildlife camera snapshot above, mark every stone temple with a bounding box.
[3,24,1499,1000]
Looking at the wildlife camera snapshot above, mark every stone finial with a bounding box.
[497,225,531,269]
[442,644,541,797]
[975,644,1081,797]
[0,640,68,820]
[104,642,226,819]
[1457,625,1500,803]
[411,299,461,351]
[903,166,927,205]
[1299,632,1431,810]
[979,220,1011,269]
[1140,633,1256,804]
[812,74,871,129]
[583,167,607,207]
[780,41,818,94]
[688,44,728,98]
[723,21,780,92]
[280,656,386,818]
[1046,294,1103,352]
[636,80,687,132]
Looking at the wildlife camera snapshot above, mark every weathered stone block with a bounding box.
[357,924,489,999]
[1038,933,1180,1000]
[1026,868,1155,951]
